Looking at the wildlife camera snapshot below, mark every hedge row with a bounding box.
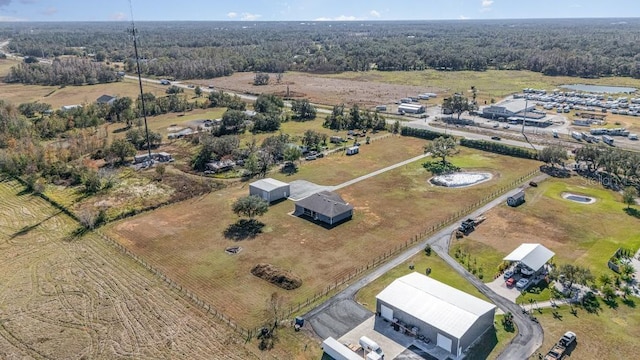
[400,127,452,140]
[459,138,538,160]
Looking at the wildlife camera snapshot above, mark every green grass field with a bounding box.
[532,302,640,360]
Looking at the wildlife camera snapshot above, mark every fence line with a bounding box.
[14,167,539,338]
[94,229,255,340]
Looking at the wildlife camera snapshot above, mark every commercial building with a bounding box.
[376,272,496,358]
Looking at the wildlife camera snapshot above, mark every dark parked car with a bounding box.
[491,136,501,141]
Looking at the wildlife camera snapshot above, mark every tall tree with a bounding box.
[291,99,316,120]
[232,195,269,219]
[538,145,568,167]
[623,186,638,209]
[424,136,458,164]
[442,94,471,121]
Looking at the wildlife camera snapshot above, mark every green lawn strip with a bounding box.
[450,239,507,281]
[533,302,640,360]
[355,252,489,313]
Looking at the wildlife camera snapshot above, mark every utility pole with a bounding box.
[129,2,153,164]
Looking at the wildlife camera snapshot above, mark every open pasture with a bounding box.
[106,141,540,328]
[460,176,640,280]
[0,178,257,359]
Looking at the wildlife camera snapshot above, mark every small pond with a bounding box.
[431,172,492,188]
[561,84,637,94]
[562,193,596,204]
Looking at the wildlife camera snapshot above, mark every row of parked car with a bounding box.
[503,265,536,290]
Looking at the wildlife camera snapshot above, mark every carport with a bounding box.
[503,243,555,273]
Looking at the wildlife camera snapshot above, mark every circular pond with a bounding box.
[562,192,596,204]
[430,172,493,188]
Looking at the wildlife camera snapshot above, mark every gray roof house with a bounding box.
[294,191,353,226]
[96,94,117,105]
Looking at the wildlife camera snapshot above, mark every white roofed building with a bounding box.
[376,272,496,358]
[503,243,555,273]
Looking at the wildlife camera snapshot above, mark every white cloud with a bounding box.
[370,10,380,18]
[459,15,470,20]
[0,15,26,21]
[315,15,359,21]
[482,0,494,7]
[110,12,126,21]
[240,12,261,21]
[227,12,237,19]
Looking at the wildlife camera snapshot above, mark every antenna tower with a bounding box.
[128,0,153,164]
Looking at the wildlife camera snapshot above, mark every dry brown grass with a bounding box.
[0,178,258,359]
[105,140,540,328]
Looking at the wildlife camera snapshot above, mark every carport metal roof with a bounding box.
[503,243,555,271]
[376,272,495,339]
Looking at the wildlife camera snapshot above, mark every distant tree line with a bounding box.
[5,58,119,86]
[3,19,640,79]
[400,127,452,140]
[323,104,386,131]
[575,145,640,188]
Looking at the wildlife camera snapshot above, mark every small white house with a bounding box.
[346,146,359,155]
[249,178,290,203]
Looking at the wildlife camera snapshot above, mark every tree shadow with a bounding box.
[624,208,640,219]
[603,297,619,309]
[10,211,62,239]
[224,219,264,241]
[580,292,601,314]
[540,165,570,178]
[622,297,636,308]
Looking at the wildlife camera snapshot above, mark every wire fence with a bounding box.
[14,166,539,340]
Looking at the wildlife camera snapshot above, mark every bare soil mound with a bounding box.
[251,263,302,290]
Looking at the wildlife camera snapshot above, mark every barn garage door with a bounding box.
[380,305,393,321]
[436,333,452,353]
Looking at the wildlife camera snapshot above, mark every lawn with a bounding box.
[105,140,540,328]
[463,175,640,281]
[271,134,425,185]
[354,253,515,360]
[532,301,640,360]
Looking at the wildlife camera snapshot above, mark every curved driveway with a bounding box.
[304,185,544,359]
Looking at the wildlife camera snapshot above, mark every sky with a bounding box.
[0,0,638,22]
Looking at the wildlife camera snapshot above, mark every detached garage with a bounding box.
[249,178,290,203]
[376,272,496,358]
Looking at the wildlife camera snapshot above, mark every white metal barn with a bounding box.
[503,243,555,273]
[249,178,290,203]
[376,272,496,358]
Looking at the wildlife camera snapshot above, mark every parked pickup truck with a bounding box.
[544,331,576,360]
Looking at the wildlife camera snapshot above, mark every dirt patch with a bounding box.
[198,72,443,107]
[251,263,302,290]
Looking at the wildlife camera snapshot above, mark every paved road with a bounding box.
[304,183,545,359]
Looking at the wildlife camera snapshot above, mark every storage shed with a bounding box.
[346,146,359,155]
[398,103,426,114]
[507,191,525,207]
[249,178,290,203]
[294,191,353,226]
[376,272,496,358]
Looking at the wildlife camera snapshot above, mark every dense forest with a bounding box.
[1,18,640,80]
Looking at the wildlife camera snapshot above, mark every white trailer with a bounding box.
[321,337,362,360]
[602,135,614,146]
[571,131,582,140]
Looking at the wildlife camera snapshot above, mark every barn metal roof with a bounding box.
[249,178,289,192]
[503,243,555,271]
[376,272,495,339]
